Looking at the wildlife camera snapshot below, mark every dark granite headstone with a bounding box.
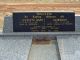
[13,12,75,32]
[3,15,80,33]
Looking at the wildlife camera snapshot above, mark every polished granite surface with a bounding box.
[0,36,32,60]
[57,35,80,60]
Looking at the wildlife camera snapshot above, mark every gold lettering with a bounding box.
[36,12,52,15]
[33,16,41,18]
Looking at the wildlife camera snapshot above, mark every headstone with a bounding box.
[4,14,80,33]
[13,12,75,32]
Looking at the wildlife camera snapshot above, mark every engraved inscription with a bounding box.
[13,12,75,32]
